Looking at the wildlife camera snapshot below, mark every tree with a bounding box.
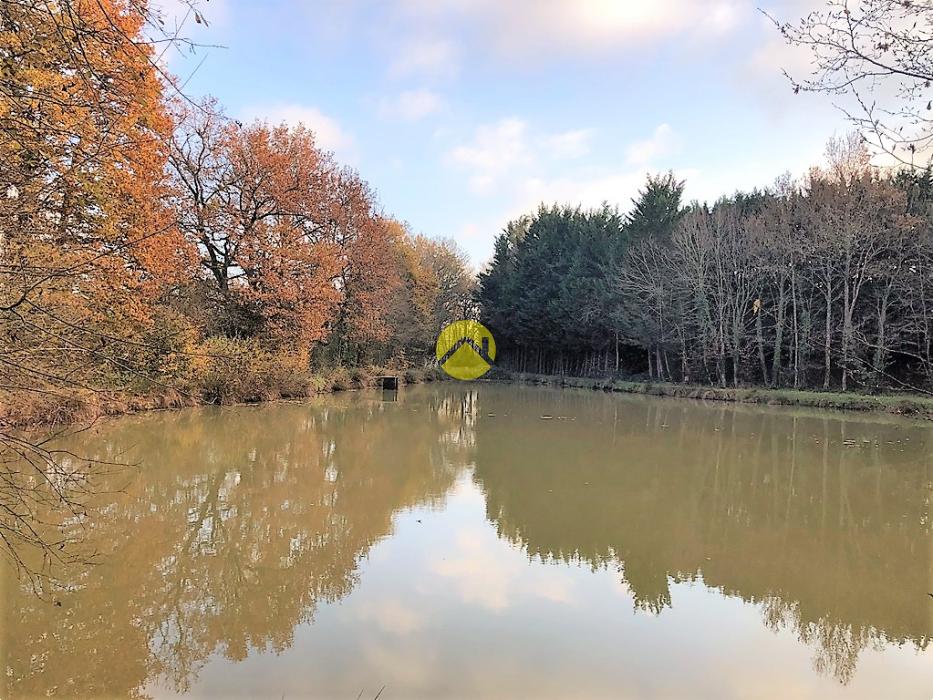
[377,227,473,364]
[625,172,685,242]
[1,0,197,584]
[476,216,528,345]
[773,0,933,165]
[170,114,348,350]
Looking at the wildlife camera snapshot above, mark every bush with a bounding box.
[329,367,352,391]
[349,367,373,388]
[191,337,312,404]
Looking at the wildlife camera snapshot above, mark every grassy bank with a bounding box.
[3,366,447,430]
[16,364,933,429]
[492,371,933,420]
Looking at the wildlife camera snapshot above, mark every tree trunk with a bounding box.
[823,286,833,390]
[732,345,741,388]
[614,331,620,374]
[771,280,786,387]
[791,269,800,389]
[680,328,689,383]
[755,299,770,386]
[873,294,889,388]
[841,277,851,392]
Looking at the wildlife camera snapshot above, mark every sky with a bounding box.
[160,0,848,267]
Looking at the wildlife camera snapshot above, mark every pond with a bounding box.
[2,383,932,698]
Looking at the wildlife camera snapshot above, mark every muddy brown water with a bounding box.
[2,383,932,698]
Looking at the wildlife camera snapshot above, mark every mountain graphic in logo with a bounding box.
[435,320,496,380]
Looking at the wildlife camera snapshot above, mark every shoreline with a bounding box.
[5,367,447,432]
[486,371,933,421]
[14,368,933,431]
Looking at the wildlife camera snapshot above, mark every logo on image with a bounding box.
[435,320,496,380]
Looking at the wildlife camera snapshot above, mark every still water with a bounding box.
[2,384,932,699]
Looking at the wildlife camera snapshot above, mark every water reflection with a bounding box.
[1,385,931,698]
[472,387,933,683]
[2,392,463,698]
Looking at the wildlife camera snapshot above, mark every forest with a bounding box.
[477,141,933,395]
[6,0,933,438]
[0,0,473,431]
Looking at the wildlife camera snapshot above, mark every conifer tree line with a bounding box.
[477,136,933,393]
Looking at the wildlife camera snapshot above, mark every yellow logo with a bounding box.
[435,320,496,380]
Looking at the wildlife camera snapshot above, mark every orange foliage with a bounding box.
[3,0,472,413]
[1,0,194,376]
[169,111,427,356]
[225,122,343,347]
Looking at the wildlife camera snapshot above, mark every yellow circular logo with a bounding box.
[435,320,496,380]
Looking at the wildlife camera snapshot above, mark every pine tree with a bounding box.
[625,172,685,242]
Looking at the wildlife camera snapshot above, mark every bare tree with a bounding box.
[771,0,933,165]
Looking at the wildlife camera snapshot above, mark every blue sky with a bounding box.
[163,0,846,266]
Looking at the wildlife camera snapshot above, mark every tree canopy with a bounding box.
[477,151,933,392]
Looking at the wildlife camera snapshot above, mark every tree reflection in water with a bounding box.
[2,385,931,696]
[473,386,932,684]
[2,391,465,698]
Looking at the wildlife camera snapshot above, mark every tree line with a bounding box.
[477,135,933,394]
[0,0,473,428]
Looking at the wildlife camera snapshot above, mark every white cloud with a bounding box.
[389,37,459,80]
[738,3,831,111]
[448,120,602,194]
[379,89,445,121]
[517,171,644,213]
[626,123,679,165]
[432,529,519,611]
[356,598,425,635]
[239,103,355,160]
[396,0,744,59]
[446,119,663,261]
[543,129,594,159]
[745,28,813,86]
[448,118,531,193]
[550,0,741,48]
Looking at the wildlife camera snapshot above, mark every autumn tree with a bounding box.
[324,180,401,365]
[169,111,346,349]
[378,230,473,364]
[0,0,199,583]
[169,108,471,368]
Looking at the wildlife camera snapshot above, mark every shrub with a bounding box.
[191,337,312,404]
[329,367,352,391]
[349,367,373,388]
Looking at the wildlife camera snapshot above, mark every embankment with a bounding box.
[489,371,933,420]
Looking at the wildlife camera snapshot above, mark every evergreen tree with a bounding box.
[625,172,685,242]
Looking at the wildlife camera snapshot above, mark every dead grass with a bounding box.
[2,366,448,430]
